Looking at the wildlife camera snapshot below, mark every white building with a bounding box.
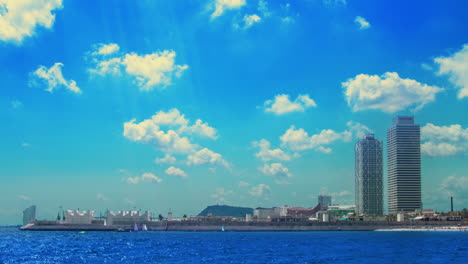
[254,207,287,219]
[106,210,151,225]
[64,210,94,224]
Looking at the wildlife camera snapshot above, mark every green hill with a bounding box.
[198,205,253,217]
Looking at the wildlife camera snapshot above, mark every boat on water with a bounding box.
[221,224,225,232]
[133,223,138,232]
[142,224,148,231]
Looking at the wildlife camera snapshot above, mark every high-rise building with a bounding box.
[355,134,383,215]
[387,116,422,214]
[22,205,36,225]
[318,195,332,209]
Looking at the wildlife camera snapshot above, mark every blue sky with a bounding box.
[1,0,468,224]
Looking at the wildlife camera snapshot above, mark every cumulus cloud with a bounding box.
[187,148,228,167]
[124,109,227,168]
[280,121,372,153]
[249,184,271,198]
[165,166,187,178]
[155,154,176,164]
[31,63,82,94]
[18,195,32,201]
[252,139,291,162]
[355,16,370,30]
[264,94,317,115]
[211,0,246,18]
[91,43,120,56]
[421,123,468,157]
[11,100,23,109]
[238,181,250,187]
[243,14,261,28]
[96,193,109,201]
[89,44,188,91]
[0,0,63,44]
[434,44,468,99]
[260,163,292,184]
[123,109,218,154]
[126,173,163,184]
[343,72,442,113]
[440,176,468,198]
[211,187,234,203]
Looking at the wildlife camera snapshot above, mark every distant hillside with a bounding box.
[198,205,253,217]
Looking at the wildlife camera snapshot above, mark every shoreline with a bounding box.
[20,221,468,232]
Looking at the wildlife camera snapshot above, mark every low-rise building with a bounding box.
[327,205,356,219]
[64,210,94,224]
[254,207,287,219]
[106,210,151,225]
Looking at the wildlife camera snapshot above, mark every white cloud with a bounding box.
[354,16,370,30]
[123,109,218,154]
[126,173,163,184]
[126,177,140,184]
[142,172,163,183]
[211,187,234,203]
[243,14,261,28]
[18,195,32,201]
[249,184,271,198]
[421,123,468,157]
[260,163,292,184]
[441,176,468,194]
[343,72,442,113]
[125,198,135,205]
[434,44,468,99]
[31,63,82,94]
[211,0,246,18]
[165,166,187,178]
[238,181,249,187]
[280,121,372,153]
[89,45,188,91]
[323,0,347,7]
[96,193,109,201]
[11,100,23,109]
[264,94,317,115]
[0,0,63,44]
[252,139,291,162]
[91,43,120,56]
[188,119,219,139]
[155,154,176,164]
[187,148,228,167]
[21,142,30,148]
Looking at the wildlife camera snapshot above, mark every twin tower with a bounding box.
[355,116,421,215]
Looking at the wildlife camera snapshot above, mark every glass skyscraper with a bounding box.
[355,134,383,215]
[387,116,422,214]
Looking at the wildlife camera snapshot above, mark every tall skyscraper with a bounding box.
[387,116,422,214]
[355,134,383,215]
[318,195,332,209]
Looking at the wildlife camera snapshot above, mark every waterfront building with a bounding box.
[22,205,36,225]
[318,195,332,209]
[327,205,356,219]
[253,207,287,219]
[387,116,422,214]
[106,210,151,225]
[355,134,383,215]
[64,210,94,224]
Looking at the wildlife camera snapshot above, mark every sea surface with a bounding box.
[1,227,467,263]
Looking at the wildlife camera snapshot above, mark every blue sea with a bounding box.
[1,227,467,263]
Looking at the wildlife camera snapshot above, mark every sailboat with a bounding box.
[221,224,225,232]
[142,224,148,231]
[133,223,138,232]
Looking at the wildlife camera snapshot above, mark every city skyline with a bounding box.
[1,0,468,225]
